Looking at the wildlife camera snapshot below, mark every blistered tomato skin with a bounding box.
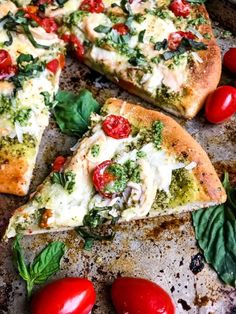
[205,86,236,124]
[102,115,131,139]
[223,48,236,74]
[31,277,96,314]
[169,0,191,18]
[111,277,175,314]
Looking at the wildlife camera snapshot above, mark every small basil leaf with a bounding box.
[192,172,236,287]
[138,30,145,43]
[12,235,30,282]
[29,241,66,285]
[54,89,100,136]
[154,39,168,51]
[94,25,111,33]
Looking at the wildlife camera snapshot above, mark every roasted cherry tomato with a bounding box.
[31,277,96,314]
[46,59,59,74]
[79,0,104,13]
[92,160,115,198]
[102,115,131,139]
[0,65,17,80]
[0,49,12,70]
[39,17,58,33]
[223,48,236,74]
[205,86,236,124]
[111,277,175,314]
[52,156,67,171]
[70,34,85,60]
[169,0,191,17]
[112,23,129,35]
[168,31,195,50]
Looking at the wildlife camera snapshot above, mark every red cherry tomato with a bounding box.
[39,17,58,33]
[169,0,191,17]
[79,0,104,13]
[92,160,116,198]
[31,277,96,314]
[102,115,131,139]
[70,34,85,60]
[0,65,17,80]
[0,49,12,70]
[112,23,129,35]
[111,277,175,314]
[58,53,66,69]
[205,86,236,124]
[52,156,67,171]
[61,33,71,43]
[46,59,59,74]
[223,48,236,74]
[168,31,195,50]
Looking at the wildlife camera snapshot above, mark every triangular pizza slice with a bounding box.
[5,98,226,238]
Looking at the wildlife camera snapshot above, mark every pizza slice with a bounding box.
[5,98,226,239]
[46,0,220,118]
[0,2,65,195]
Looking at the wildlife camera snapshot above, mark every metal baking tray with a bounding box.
[0,2,236,313]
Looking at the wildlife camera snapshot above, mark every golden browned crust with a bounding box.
[84,4,221,119]
[104,98,226,203]
[0,155,31,196]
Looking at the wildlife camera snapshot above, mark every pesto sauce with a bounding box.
[0,134,37,159]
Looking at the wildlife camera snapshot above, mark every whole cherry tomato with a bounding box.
[168,31,195,50]
[169,0,191,17]
[111,277,175,314]
[223,48,236,74]
[31,277,96,314]
[0,49,12,69]
[79,0,104,13]
[112,23,129,35]
[52,155,67,171]
[92,160,115,198]
[205,86,236,123]
[102,115,131,139]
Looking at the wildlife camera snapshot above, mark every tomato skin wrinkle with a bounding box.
[102,115,131,139]
[223,48,236,74]
[111,277,175,314]
[31,277,96,314]
[169,0,191,17]
[205,86,236,124]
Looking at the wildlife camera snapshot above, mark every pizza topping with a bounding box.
[46,59,59,74]
[51,170,76,193]
[0,50,17,80]
[24,7,58,33]
[91,144,100,157]
[52,155,67,172]
[39,208,53,228]
[102,115,131,139]
[79,0,105,13]
[93,160,128,198]
[62,34,85,60]
[169,0,191,18]
[168,31,195,50]
[112,23,129,35]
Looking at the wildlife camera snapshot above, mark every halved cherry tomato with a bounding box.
[205,86,236,124]
[52,156,67,171]
[31,277,96,314]
[61,33,71,43]
[112,23,129,35]
[111,277,175,314]
[0,65,17,80]
[169,0,191,17]
[102,115,131,139]
[39,17,58,33]
[92,160,115,198]
[223,48,236,74]
[79,0,104,13]
[168,31,195,50]
[0,49,12,70]
[70,34,85,60]
[46,59,59,74]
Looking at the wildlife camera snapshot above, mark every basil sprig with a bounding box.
[13,236,67,296]
[192,173,236,287]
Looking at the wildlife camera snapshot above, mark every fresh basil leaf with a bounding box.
[12,235,30,283]
[94,25,111,33]
[4,30,13,46]
[154,39,168,51]
[51,171,76,194]
[23,24,50,50]
[29,242,66,285]
[54,89,100,136]
[138,30,145,43]
[12,238,66,296]
[192,172,236,287]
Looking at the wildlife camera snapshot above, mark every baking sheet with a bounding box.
[0,15,236,314]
